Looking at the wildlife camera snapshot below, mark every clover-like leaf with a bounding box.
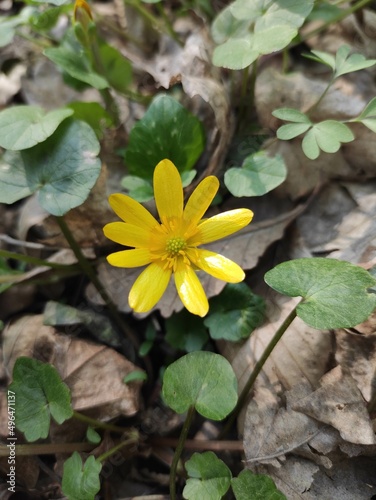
[354,96,376,133]
[231,469,287,500]
[307,45,376,78]
[212,0,313,69]
[162,351,237,420]
[301,120,354,160]
[204,283,265,342]
[183,452,232,500]
[224,151,287,197]
[8,357,73,442]
[264,258,376,329]
[62,452,101,500]
[0,105,73,150]
[0,119,101,216]
[125,95,205,180]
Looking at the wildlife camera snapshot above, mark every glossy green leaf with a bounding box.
[86,427,101,444]
[204,283,265,341]
[125,95,205,179]
[301,121,354,159]
[0,119,101,216]
[62,452,101,500]
[68,101,113,139]
[232,469,286,500]
[121,176,154,202]
[8,357,73,442]
[162,351,237,420]
[0,106,73,150]
[44,34,108,90]
[97,42,132,93]
[264,258,376,329]
[123,370,147,383]
[30,6,63,31]
[183,452,232,500]
[165,309,209,352]
[224,151,287,197]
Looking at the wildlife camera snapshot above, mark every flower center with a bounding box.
[166,236,186,256]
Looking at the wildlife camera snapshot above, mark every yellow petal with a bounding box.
[108,193,158,229]
[103,222,150,248]
[153,159,183,225]
[129,262,171,313]
[183,176,219,233]
[174,259,208,317]
[187,249,245,283]
[107,249,151,268]
[188,209,253,245]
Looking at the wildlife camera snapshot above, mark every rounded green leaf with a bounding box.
[272,108,311,123]
[204,283,265,341]
[224,151,287,197]
[8,357,73,442]
[162,352,238,420]
[0,119,101,216]
[231,469,287,500]
[264,258,376,329]
[62,452,101,500]
[166,309,209,352]
[211,4,250,44]
[213,36,258,70]
[0,105,73,150]
[302,121,354,159]
[302,128,320,159]
[183,452,232,500]
[125,95,205,179]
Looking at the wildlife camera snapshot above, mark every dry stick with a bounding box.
[0,442,95,457]
[150,436,243,453]
[55,217,152,374]
[220,305,298,439]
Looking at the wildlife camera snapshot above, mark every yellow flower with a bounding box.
[103,159,253,317]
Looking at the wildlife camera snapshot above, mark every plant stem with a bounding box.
[97,433,139,462]
[305,78,334,116]
[0,249,80,270]
[220,305,298,438]
[300,0,373,45]
[170,405,195,500]
[72,411,133,434]
[55,217,141,356]
[155,2,183,47]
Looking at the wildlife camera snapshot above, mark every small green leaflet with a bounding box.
[8,357,73,442]
[354,96,376,133]
[231,470,287,500]
[308,45,376,78]
[62,452,101,500]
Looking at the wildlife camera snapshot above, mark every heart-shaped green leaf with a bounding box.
[0,105,73,150]
[302,121,354,160]
[162,351,237,420]
[62,452,101,500]
[166,309,209,352]
[125,95,205,180]
[264,258,376,329]
[224,151,287,197]
[183,452,232,500]
[0,119,101,216]
[204,283,265,341]
[8,357,73,442]
[231,470,286,500]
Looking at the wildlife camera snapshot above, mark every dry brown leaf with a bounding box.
[291,366,375,445]
[335,330,376,403]
[2,315,143,420]
[0,63,26,106]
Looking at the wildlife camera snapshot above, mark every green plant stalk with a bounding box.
[305,77,334,115]
[55,216,141,354]
[97,433,140,462]
[170,405,195,500]
[300,0,373,45]
[155,2,183,47]
[0,249,80,270]
[72,410,133,434]
[220,305,298,438]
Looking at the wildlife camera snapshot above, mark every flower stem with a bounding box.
[220,305,298,438]
[72,410,132,434]
[55,216,141,356]
[97,433,139,462]
[170,405,195,500]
